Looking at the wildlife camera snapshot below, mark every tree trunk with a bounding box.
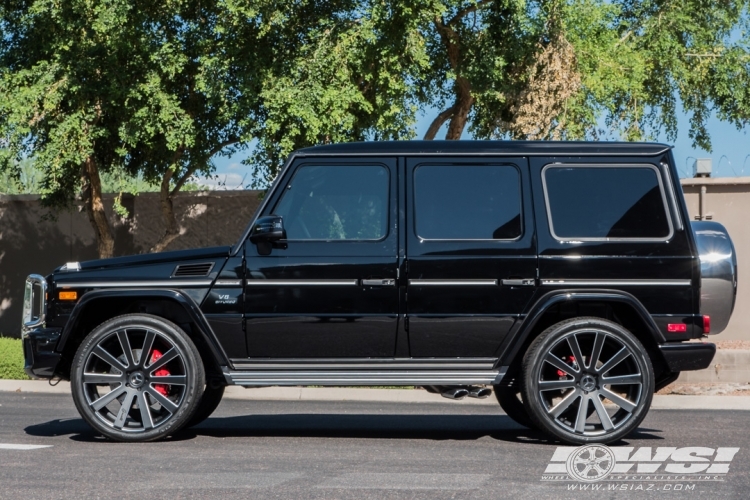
[150,169,182,253]
[444,76,474,140]
[431,17,475,141]
[81,156,115,259]
[423,105,456,140]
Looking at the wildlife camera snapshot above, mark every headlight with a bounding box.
[22,274,47,335]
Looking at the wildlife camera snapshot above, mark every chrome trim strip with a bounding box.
[245,279,359,286]
[224,368,506,386]
[408,279,498,286]
[501,279,535,286]
[214,280,243,287]
[540,279,691,286]
[541,163,675,242]
[57,280,213,288]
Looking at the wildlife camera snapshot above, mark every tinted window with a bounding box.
[414,165,522,240]
[273,165,389,240]
[544,165,671,239]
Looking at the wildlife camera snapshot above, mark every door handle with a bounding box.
[361,278,396,287]
[501,278,536,286]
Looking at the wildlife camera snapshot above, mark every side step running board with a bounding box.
[222,368,507,386]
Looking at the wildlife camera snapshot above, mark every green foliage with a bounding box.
[0,159,42,194]
[3,0,750,212]
[403,0,750,147]
[0,337,29,380]
[243,1,434,186]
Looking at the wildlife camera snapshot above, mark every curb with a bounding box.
[2,380,750,410]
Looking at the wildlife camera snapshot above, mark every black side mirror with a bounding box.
[250,215,287,255]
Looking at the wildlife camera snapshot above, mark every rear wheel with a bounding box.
[71,314,205,442]
[521,317,654,445]
[493,385,537,430]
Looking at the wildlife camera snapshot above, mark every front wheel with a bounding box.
[185,383,225,428]
[71,314,205,442]
[521,317,654,445]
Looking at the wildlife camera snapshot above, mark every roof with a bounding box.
[296,140,673,157]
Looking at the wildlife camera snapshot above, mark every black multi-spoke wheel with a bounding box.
[71,314,204,442]
[521,317,654,445]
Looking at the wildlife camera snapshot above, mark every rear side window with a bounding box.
[273,165,389,241]
[543,165,672,240]
[414,165,522,240]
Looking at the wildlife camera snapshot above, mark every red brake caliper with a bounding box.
[557,355,577,377]
[150,349,171,396]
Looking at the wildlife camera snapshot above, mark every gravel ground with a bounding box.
[715,340,750,349]
[657,383,750,396]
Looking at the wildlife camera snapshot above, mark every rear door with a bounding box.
[404,158,537,357]
[243,158,399,358]
[532,158,694,337]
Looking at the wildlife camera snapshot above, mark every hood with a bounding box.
[54,246,232,273]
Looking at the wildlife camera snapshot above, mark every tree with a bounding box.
[419,0,750,146]
[4,1,749,259]
[245,0,750,182]
[0,1,254,257]
[245,1,433,186]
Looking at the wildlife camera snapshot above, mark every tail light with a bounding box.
[703,315,711,334]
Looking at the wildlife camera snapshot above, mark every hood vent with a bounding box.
[172,262,215,277]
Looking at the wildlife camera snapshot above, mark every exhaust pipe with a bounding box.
[467,386,492,399]
[440,387,469,400]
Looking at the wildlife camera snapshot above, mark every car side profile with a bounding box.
[22,140,737,444]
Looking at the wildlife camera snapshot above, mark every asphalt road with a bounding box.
[1,392,748,499]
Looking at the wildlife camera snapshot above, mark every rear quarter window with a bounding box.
[542,164,673,241]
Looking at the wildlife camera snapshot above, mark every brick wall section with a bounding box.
[0,191,263,336]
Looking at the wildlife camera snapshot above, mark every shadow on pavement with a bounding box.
[24,413,665,444]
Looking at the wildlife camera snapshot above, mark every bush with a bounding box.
[0,337,29,379]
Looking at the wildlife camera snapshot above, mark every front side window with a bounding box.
[543,165,672,240]
[273,165,389,241]
[414,165,522,240]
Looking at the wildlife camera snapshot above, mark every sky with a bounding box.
[207,105,750,188]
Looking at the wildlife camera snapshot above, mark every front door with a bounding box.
[244,158,399,358]
[405,158,537,357]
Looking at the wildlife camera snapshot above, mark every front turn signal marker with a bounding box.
[59,291,78,301]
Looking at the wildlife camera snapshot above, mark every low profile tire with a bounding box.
[493,385,537,430]
[521,317,654,445]
[71,314,205,442]
[185,383,225,428]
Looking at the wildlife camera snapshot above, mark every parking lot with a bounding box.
[0,392,748,499]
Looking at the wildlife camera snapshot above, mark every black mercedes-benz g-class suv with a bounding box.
[22,141,737,444]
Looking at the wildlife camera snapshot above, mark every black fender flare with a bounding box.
[497,289,667,367]
[55,288,230,367]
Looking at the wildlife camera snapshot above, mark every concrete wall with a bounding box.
[681,177,750,341]
[0,191,263,337]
